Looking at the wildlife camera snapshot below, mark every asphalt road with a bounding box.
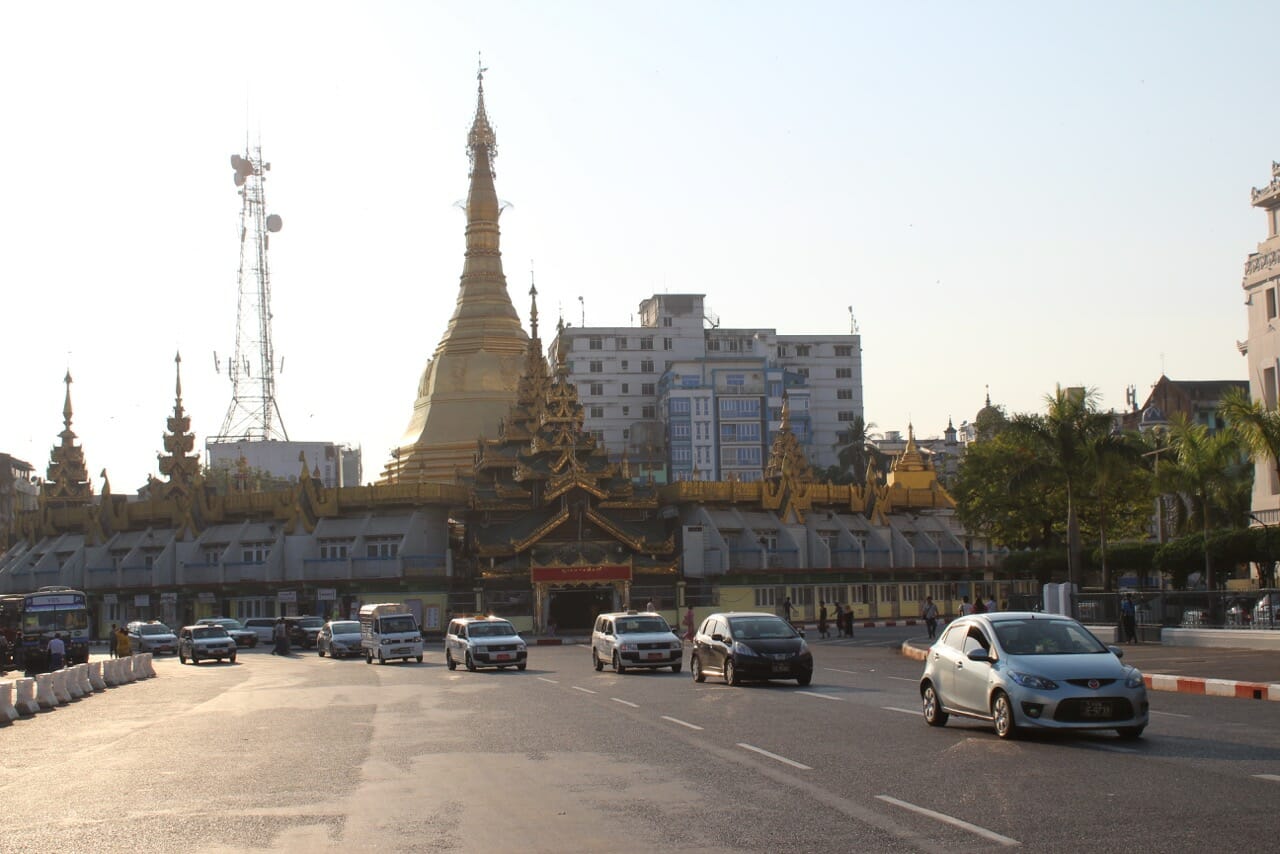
[3,634,1278,853]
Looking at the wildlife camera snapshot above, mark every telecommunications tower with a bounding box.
[213,144,288,443]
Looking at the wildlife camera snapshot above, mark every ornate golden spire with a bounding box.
[44,371,93,505]
[389,67,529,484]
[158,352,200,498]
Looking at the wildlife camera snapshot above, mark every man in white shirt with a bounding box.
[46,634,66,671]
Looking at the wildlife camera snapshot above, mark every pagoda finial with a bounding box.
[62,371,73,429]
[175,351,183,407]
[468,56,496,172]
[529,266,539,341]
[985,384,991,408]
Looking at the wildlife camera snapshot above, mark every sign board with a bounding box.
[530,564,631,583]
[317,588,337,601]
[277,590,297,604]
[424,606,440,630]
[161,592,178,604]
[134,594,150,607]
[102,594,118,605]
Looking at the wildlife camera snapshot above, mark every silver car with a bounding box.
[919,612,1149,739]
[592,611,683,674]
[317,620,362,659]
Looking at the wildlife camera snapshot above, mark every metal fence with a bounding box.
[1076,589,1280,631]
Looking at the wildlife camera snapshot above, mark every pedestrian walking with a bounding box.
[782,596,793,625]
[47,633,66,671]
[846,604,855,638]
[960,596,974,616]
[683,605,696,641]
[115,626,131,658]
[272,618,290,655]
[986,595,998,614]
[109,622,118,658]
[818,601,829,639]
[1120,594,1138,644]
[922,596,939,640]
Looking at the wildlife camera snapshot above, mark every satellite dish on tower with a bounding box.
[266,214,283,233]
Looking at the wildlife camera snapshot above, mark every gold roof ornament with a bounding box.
[762,393,815,524]
[387,65,529,484]
[44,371,93,506]
[157,352,201,501]
[883,423,956,512]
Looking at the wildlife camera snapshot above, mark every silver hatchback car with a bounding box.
[919,612,1149,739]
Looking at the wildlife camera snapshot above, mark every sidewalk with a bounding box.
[900,637,1280,701]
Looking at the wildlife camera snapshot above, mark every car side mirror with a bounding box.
[711,633,724,643]
[1108,645,1124,659]
[967,649,990,663]
[796,628,806,638]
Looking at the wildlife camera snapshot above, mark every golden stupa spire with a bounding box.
[388,65,529,484]
[158,352,200,496]
[45,371,93,504]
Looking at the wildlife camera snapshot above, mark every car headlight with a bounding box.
[732,642,759,657]
[797,639,809,654]
[669,641,682,650]
[619,642,637,652]
[1123,668,1145,689]
[516,644,526,652]
[1007,671,1058,690]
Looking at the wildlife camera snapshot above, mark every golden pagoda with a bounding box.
[44,371,93,507]
[385,67,529,484]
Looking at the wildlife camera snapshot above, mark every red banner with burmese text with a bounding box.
[531,564,631,583]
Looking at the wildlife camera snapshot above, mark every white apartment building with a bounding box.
[206,440,363,489]
[1242,162,1280,524]
[550,294,862,481]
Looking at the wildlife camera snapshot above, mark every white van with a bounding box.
[359,603,424,664]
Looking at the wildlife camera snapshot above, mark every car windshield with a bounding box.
[379,615,417,633]
[331,622,360,634]
[617,618,671,634]
[468,622,516,637]
[192,627,228,639]
[140,625,171,636]
[727,616,797,639]
[298,617,324,628]
[993,619,1109,655]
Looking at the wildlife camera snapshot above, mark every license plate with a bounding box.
[772,663,791,673]
[1083,700,1112,718]
[648,653,665,660]
[496,653,510,661]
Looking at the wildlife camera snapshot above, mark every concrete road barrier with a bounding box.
[65,666,85,700]
[14,678,38,715]
[124,656,139,682]
[88,661,106,692]
[51,670,72,704]
[34,673,57,709]
[137,653,155,679]
[102,659,119,687]
[74,663,93,696]
[0,681,17,724]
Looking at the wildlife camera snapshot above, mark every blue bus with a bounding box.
[20,586,90,672]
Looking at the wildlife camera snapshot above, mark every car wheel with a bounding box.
[446,650,457,671]
[1116,726,1145,740]
[796,673,811,687]
[692,654,705,683]
[671,661,682,674]
[725,659,740,686]
[922,682,949,727]
[365,650,373,664]
[229,653,236,664]
[318,646,325,657]
[378,651,386,665]
[612,652,627,674]
[992,691,1017,739]
[179,652,187,665]
[416,654,423,663]
[592,650,603,671]
[191,654,200,665]
[517,662,527,671]
[465,652,476,672]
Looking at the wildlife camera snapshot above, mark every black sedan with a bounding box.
[690,611,813,686]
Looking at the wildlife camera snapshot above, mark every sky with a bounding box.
[0,2,1272,490]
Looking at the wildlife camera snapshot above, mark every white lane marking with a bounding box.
[796,691,843,701]
[887,676,916,682]
[536,677,558,685]
[883,706,921,716]
[1150,709,1190,718]
[661,715,704,731]
[571,686,597,695]
[876,795,1020,847]
[824,667,859,675]
[1253,774,1280,783]
[611,697,639,708]
[737,743,813,770]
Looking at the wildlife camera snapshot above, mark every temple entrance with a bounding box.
[547,588,614,633]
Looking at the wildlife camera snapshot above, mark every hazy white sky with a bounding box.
[1,2,1269,489]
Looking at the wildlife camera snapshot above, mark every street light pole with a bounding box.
[1248,513,1276,589]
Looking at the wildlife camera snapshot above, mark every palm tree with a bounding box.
[1087,430,1148,592]
[1007,386,1116,610]
[1220,386,1280,510]
[833,416,879,486]
[1157,415,1245,589]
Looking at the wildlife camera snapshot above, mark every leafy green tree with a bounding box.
[953,432,1058,549]
[1219,387,1280,511]
[832,416,882,486]
[1084,430,1152,591]
[1005,386,1116,606]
